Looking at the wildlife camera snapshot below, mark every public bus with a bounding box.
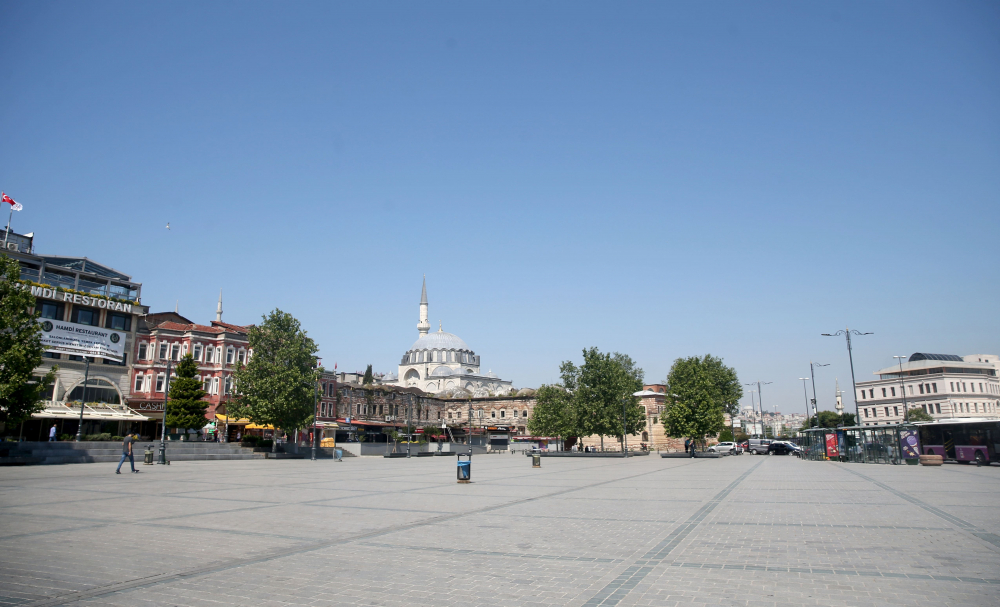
[916,418,1000,465]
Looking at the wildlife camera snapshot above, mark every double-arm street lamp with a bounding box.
[809,362,829,424]
[744,381,772,438]
[74,356,93,442]
[798,378,810,432]
[894,355,909,421]
[158,358,173,464]
[821,328,872,425]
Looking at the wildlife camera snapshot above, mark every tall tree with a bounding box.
[804,410,856,428]
[0,254,55,426]
[165,354,208,431]
[362,364,373,386]
[230,309,319,452]
[527,384,577,439]
[663,355,742,448]
[574,348,645,450]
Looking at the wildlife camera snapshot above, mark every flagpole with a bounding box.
[2,205,12,247]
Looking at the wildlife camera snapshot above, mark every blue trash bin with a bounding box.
[457,454,471,483]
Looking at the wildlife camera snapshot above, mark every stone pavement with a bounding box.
[1,453,998,606]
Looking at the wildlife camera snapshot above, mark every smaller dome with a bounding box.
[435,387,472,399]
[431,366,456,377]
[516,388,536,397]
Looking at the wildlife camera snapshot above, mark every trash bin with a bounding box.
[532,450,541,468]
[457,454,471,483]
[143,445,154,465]
[335,448,343,462]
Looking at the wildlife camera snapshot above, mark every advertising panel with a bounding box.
[825,433,840,458]
[38,319,126,360]
[899,428,920,459]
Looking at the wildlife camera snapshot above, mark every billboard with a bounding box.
[825,433,840,458]
[899,428,920,459]
[38,319,126,360]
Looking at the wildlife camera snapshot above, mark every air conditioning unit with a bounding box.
[384,415,395,422]
[5,242,19,252]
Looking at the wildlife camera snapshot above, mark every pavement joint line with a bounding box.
[709,521,951,530]
[840,466,1000,553]
[580,459,765,607]
[17,459,696,607]
[359,541,625,563]
[655,561,1000,583]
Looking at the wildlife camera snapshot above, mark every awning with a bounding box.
[33,402,150,422]
[315,421,339,428]
[214,414,250,426]
[245,423,276,430]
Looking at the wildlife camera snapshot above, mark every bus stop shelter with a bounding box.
[800,423,920,465]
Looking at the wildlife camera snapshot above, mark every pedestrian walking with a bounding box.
[684,438,690,454]
[116,433,137,474]
[49,424,57,441]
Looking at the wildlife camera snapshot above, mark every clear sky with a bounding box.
[2,1,998,415]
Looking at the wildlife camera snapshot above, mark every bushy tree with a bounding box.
[527,384,576,439]
[230,309,319,452]
[804,410,856,428]
[906,407,934,422]
[572,348,645,450]
[165,354,208,431]
[663,355,742,448]
[0,254,55,426]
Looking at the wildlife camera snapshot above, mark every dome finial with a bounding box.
[439,321,442,332]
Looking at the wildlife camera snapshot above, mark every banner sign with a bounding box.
[38,319,126,360]
[825,433,840,458]
[899,428,920,459]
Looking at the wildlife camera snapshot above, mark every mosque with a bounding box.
[384,278,513,397]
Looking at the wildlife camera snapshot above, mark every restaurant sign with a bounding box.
[38,319,126,360]
[23,284,134,313]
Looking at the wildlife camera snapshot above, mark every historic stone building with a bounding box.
[387,278,513,397]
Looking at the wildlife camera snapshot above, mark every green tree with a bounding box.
[662,354,742,449]
[906,407,934,422]
[230,309,319,452]
[804,410,856,428]
[362,364,373,386]
[165,354,208,431]
[0,254,56,426]
[527,384,577,439]
[574,348,645,451]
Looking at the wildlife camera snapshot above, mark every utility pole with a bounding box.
[894,355,909,421]
[822,328,872,426]
[809,362,828,427]
[158,358,172,464]
[74,356,92,442]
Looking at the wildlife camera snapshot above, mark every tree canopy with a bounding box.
[230,309,319,441]
[662,354,742,444]
[0,254,55,426]
[526,384,576,438]
[803,410,856,428]
[906,407,934,422]
[165,354,208,430]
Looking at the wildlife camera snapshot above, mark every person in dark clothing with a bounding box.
[116,433,137,474]
[684,438,691,454]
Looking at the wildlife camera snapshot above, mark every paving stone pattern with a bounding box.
[1,454,998,606]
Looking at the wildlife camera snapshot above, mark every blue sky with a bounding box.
[2,1,998,415]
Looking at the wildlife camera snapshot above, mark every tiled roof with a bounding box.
[211,321,252,333]
[154,322,225,334]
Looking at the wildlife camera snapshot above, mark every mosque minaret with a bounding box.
[386,278,513,397]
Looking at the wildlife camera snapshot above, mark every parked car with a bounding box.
[708,441,736,454]
[767,441,795,455]
[747,439,772,455]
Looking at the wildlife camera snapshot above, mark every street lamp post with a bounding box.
[745,381,772,438]
[621,396,629,458]
[311,375,318,461]
[158,358,173,464]
[809,362,829,426]
[822,328,872,425]
[894,355,909,421]
[467,401,473,457]
[74,356,92,442]
[406,396,412,459]
[798,378,810,434]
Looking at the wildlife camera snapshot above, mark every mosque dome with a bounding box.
[408,330,470,353]
[431,366,457,377]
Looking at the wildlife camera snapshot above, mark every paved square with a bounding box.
[1,454,998,606]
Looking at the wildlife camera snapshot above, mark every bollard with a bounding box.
[457,453,471,483]
[143,445,154,465]
[532,453,541,468]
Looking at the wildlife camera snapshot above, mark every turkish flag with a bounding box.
[1,192,21,211]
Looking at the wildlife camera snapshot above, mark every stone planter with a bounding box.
[919,454,944,466]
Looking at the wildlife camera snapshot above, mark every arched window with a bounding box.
[137,342,148,360]
[170,344,180,361]
[226,347,235,364]
[193,344,203,361]
[642,432,649,441]
[237,349,246,364]
[68,378,121,404]
[205,346,214,363]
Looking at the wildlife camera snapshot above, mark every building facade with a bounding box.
[855,353,1000,426]
[127,299,252,437]
[4,238,149,440]
[390,278,513,396]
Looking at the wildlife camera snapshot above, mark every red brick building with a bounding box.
[127,311,252,438]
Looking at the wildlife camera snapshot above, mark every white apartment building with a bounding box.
[856,353,1000,426]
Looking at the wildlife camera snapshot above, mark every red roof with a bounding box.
[152,320,251,335]
[212,320,252,332]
